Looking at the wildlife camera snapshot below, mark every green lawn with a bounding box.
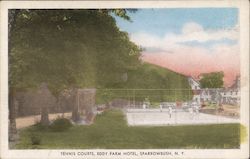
[15,109,240,149]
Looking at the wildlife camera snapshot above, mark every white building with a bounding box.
[188,77,200,90]
[188,77,201,104]
[188,75,240,106]
[220,76,240,106]
[200,89,212,102]
[188,77,213,104]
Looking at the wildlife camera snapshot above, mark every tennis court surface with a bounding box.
[126,108,240,126]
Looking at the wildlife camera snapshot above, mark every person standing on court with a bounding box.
[194,105,199,115]
[168,106,173,118]
[160,104,163,112]
[189,107,194,119]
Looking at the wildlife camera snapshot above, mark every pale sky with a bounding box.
[114,8,239,87]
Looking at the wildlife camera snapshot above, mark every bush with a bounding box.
[49,118,72,132]
[33,122,49,131]
[30,133,41,145]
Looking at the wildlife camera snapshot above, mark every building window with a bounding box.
[231,91,233,95]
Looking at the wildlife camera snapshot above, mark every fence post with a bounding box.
[175,89,177,125]
[133,89,135,108]
[77,89,79,115]
[128,89,130,108]
[189,89,190,101]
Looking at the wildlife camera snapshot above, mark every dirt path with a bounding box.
[16,112,71,129]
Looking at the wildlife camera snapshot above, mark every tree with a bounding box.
[199,72,224,88]
[37,83,55,125]
[8,9,141,132]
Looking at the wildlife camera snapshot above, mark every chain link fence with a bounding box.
[14,88,240,125]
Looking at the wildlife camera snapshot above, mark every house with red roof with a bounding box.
[220,76,240,106]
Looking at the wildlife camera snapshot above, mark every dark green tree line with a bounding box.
[199,72,224,88]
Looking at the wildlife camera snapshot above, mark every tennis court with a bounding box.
[126,108,240,126]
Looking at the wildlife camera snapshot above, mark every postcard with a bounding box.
[0,0,249,159]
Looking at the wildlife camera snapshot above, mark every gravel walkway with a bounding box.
[16,113,71,129]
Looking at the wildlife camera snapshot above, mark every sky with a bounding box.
[113,8,239,87]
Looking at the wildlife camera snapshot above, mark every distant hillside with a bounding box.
[125,62,191,89]
[96,63,192,104]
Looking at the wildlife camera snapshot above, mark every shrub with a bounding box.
[33,122,49,131]
[49,118,72,132]
[30,133,41,145]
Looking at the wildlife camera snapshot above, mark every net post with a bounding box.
[133,89,135,109]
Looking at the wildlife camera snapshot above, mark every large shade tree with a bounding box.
[9,9,141,137]
[199,72,224,88]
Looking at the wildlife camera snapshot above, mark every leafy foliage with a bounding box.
[9,9,141,95]
[33,122,49,131]
[49,118,72,132]
[30,133,41,145]
[199,72,224,88]
[98,9,137,21]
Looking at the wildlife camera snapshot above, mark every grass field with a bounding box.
[15,109,241,149]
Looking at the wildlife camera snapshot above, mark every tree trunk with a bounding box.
[41,106,50,126]
[9,88,17,141]
[18,94,25,116]
[39,83,51,126]
[72,88,80,122]
[58,96,64,117]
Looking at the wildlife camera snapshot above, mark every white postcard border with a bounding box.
[0,1,249,159]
